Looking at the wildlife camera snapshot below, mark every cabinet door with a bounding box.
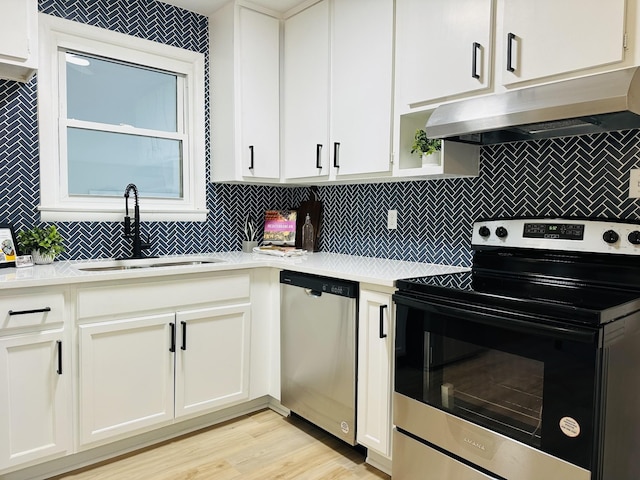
[78,314,175,446]
[0,330,70,469]
[331,0,393,177]
[500,0,626,85]
[396,0,494,107]
[0,0,37,82]
[175,304,251,418]
[283,0,330,180]
[357,290,393,457]
[239,7,280,180]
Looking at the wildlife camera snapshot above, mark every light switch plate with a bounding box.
[630,169,640,198]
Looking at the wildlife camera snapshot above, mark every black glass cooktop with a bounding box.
[396,270,640,327]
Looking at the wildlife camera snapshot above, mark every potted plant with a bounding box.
[411,128,442,165]
[242,214,258,253]
[17,225,64,264]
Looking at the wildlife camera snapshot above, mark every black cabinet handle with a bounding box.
[169,323,176,353]
[506,32,516,72]
[316,144,323,169]
[379,304,388,339]
[249,145,254,170]
[56,340,62,375]
[181,321,187,351]
[333,142,340,168]
[9,307,51,316]
[472,42,481,79]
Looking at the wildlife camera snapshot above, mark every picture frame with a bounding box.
[0,223,19,268]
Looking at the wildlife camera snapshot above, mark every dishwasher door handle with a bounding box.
[304,288,323,298]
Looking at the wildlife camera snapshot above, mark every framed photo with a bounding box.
[0,223,18,268]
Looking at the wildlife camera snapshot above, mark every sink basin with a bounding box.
[74,257,225,272]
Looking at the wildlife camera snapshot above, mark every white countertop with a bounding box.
[0,251,469,290]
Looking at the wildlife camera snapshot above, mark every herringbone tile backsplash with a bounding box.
[0,0,639,267]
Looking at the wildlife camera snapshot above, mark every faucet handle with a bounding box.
[141,234,152,251]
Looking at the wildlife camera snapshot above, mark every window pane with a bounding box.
[67,128,183,198]
[66,52,178,132]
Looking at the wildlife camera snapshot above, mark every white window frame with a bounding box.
[38,13,207,222]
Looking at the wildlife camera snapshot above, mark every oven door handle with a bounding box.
[393,293,597,344]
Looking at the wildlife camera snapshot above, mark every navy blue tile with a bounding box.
[0,1,636,265]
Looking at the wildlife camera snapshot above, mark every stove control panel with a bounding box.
[472,218,640,255]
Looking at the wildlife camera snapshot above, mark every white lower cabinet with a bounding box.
[77,274,252,447]
[0,329,71,470]
[0,289,70,473]
[357,288,394,460]
[175,304,251,418]
[78,313,176,445]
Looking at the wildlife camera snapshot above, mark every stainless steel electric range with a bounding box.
[392,217,640,480]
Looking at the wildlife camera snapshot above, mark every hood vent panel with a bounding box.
[425,67,640,145]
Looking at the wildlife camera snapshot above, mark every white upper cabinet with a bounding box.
[395,0,494,109]
[210,3,280,183]
[283,0,331,181]
[330,0,393,178]
[0,0,38,82]
[283,0,394,181]
[498,0,627,86]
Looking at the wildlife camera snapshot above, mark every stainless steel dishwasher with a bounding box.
[280,270,358,445]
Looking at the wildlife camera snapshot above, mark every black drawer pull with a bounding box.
[181,321,187,351]
[9,307,51,316]
[249,145,254,170]
[316,144,323,169]
[56,340,63,375]
[472,42,481,79]
[169,323,176,353]
[333,142,340,168]
[507,32,516,72]
[379,304,388,339]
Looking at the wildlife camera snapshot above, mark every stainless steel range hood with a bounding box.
[425,67,640,145]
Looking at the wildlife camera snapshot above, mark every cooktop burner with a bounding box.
[397,217,640,327]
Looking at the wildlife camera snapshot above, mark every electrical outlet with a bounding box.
[630,169,640,198]
[387,209,398,230]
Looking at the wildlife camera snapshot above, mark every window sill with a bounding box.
[38,205,209,223]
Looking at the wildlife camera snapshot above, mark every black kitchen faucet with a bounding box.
[123,183,152,259]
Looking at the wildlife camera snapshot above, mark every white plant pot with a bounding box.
[31,250,55,265]
[422,151,442,166]
[242,240,258,253]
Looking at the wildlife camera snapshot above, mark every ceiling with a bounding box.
[160,0,305,15]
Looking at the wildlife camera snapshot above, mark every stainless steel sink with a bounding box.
[74,257,225,272]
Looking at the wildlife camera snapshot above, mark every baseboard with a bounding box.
[365,449,392,476]
[0,397,272,480]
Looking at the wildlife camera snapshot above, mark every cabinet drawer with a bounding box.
[0,291,65,332]
[77,273,251,320]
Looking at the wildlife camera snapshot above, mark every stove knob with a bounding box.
[495,226,508,238]
[628,231,640,245]
[478,226,491,237]
[603,230,619,244]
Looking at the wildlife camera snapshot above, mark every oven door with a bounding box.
[393,292,599,477]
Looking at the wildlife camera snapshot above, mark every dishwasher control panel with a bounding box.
[280,270,358,298]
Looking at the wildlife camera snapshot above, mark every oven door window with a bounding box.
[394,298,598,470]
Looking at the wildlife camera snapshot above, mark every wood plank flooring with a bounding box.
[51,409,391,480]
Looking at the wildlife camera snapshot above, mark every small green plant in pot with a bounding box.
[17,225,64,264]
[411,129,442,159]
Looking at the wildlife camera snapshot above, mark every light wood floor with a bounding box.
[51,409,391,480]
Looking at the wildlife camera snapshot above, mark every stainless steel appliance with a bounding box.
[280,270,358,445]
[393,218,640,480]
[425,66,640,144]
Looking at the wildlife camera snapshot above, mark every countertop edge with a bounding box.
[0,252,470,290]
